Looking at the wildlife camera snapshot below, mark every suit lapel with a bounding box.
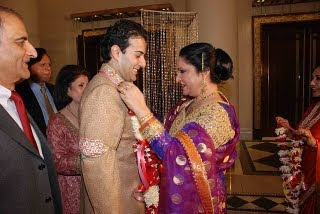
[0,105,41,157]
[28,113,50,155]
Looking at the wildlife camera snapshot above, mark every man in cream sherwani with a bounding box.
[79,19,147,213]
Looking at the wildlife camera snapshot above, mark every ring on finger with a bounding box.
[119,88,126,94]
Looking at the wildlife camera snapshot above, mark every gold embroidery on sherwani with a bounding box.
[79,138,106,158]
[99,63,124,85]
[79,73,145,213]
[170,102,235,148]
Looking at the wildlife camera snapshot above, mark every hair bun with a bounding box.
[212,64,233,83]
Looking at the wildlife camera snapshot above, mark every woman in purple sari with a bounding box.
[119,43,240,213]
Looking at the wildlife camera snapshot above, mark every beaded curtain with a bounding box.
[141,10,198,119]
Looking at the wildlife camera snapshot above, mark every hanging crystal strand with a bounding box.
[152,11,157,116]
[168,12,175,114]
[140,10,198,119]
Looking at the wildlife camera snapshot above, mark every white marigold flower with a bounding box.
[290,190,300,197]
[144,185,159,208]
[275,127,286,135]
[279,165,291,174]
[130,115,144,140]
[286,207,299,214]
[278,150,289,157]
[280,157,290,164]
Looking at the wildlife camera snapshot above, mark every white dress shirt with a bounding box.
[0,84,44,158]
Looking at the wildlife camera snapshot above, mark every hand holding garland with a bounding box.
[276,117,318,147]
[275,116,295,138]
[118,82,162,214]
[118,82,153,122]
[294,128,317,148]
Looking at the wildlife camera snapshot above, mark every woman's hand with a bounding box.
[275,116,293,130]
[118,82,151,119]
[295,128,317,147]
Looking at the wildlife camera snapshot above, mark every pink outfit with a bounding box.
[47,113,81,214]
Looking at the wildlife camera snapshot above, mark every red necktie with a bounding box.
[10,91,39,152]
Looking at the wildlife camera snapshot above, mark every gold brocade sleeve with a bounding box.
[140,119,165,142]
[79,82,124,213]
[195,104,235,148]
[170,102,235,148]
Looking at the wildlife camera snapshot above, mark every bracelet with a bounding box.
[139,112,153,124]
[139,116,156,132]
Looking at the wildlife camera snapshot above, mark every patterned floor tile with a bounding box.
[254,153,282,169]
[227,196,248,208]
[239,141,281,175]
[250,142,279,153]
[251,197,278,210]
[227,194,286,213]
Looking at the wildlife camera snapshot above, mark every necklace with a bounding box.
[187,92,215,115]
[66,105,79,119]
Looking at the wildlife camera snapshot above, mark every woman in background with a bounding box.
[276,65,320,214]
[119,43,240,213]
[47,65,89,214]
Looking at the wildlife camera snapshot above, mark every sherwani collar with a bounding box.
[99,63,124,86]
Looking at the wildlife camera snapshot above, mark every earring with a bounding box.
[200,77,207,98]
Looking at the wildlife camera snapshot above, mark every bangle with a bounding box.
[139,116,156,132]
[139,112,153,124]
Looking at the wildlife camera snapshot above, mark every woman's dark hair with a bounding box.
[54,65,90,111]
[27,48,49,68]
[179,42,233,84]
[100,19,147,62]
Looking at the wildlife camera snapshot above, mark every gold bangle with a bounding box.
[139,112,153,124]
[139,116,156,132]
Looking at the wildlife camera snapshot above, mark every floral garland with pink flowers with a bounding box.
[275,127,305,214]
[129,110,162,214]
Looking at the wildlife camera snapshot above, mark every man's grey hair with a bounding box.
[0,6,23,43]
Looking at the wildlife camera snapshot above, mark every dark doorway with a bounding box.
[254,21,320,138]
[77,34,103,77]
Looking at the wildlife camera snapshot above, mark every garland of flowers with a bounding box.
[129,110,162,214]
[275,127,305,214]
[98,65,162,214]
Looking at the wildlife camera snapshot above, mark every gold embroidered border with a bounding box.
[175,131,214,213]
[299,102,320,129]
[141,119,165,142]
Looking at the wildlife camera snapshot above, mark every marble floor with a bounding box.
[226,140,287,213]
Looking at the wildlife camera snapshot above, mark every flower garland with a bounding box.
[129,110,162,214]
[275,127,305,214]
[98,65,162,214]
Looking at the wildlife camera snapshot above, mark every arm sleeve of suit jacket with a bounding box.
[79,84,124,213]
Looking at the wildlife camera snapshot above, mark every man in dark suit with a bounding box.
[0,6,62,214]
[16,48,57,136]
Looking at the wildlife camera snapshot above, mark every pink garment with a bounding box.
[47,113,81,214]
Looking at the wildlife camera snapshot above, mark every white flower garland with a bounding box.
[129,113,160,210]
[275,127,305,214]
